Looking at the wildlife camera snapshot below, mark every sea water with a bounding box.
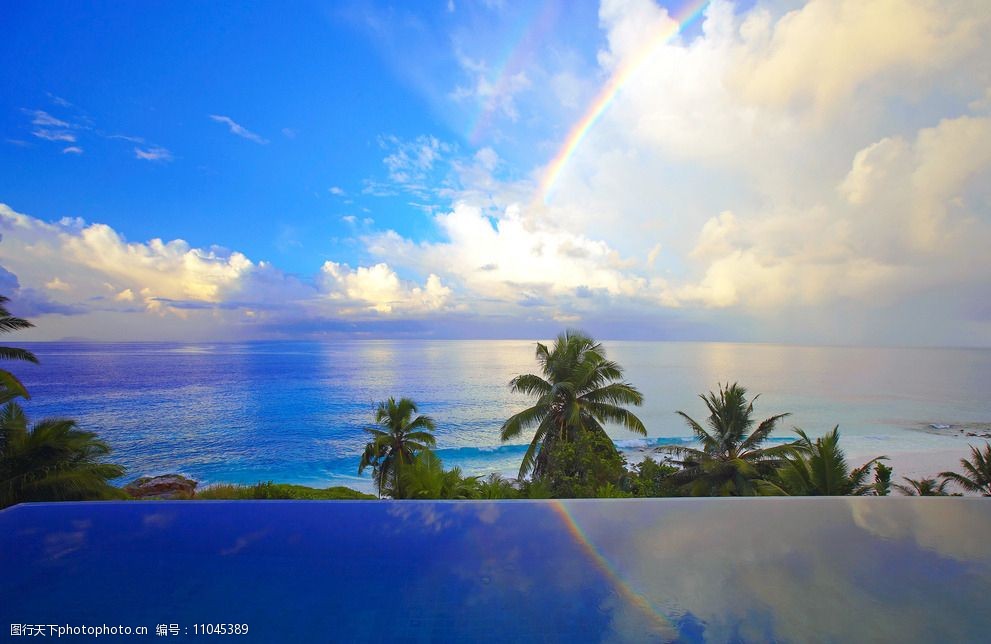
[16,341,991,492]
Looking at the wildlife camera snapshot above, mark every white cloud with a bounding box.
[452,51,532,125]
[134,146,173,162]
[364,202,651,306]
[481,0,991,344]
[62,146,83,155]
[45,277,71,291]
[329,186,346,196]
[208,115,269,144]
[27,110,70,128]
[381,134,451,185]
[320,262,451,314]
[727,0,989,117]
[114,288,135,302]
[33,129,76,142]
[0,203,457,340]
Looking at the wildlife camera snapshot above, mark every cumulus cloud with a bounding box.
[0,203,454,340]
[320,262,451,314]
[0,266,84,317]
[3,0,990,345]
[208,115,269,144]
[363,202,658,327]
[727,0,987,117]
[485,0,991,344]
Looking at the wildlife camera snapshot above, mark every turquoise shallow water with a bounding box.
[15,341,991,491]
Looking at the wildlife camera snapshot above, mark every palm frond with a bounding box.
[0,346,39,363]
[0,371,30,401]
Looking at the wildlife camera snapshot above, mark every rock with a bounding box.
[124,474,197,500]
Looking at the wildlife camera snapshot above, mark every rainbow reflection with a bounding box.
[537,0,710,204]
[550,500,675,638]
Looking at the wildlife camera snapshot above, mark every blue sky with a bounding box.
[1,0,604,275]
[1,0,990,344]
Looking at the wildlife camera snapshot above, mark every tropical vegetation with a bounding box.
[196,482,375,500]
[2,307,988,506]
[761,427,888,496]
[0,295,38,403]
[659,383,793,496]
[499,329,645,496]
[894,477,956,496]
[358,397,437,498]
[0,295,125,508]
[0,401,126,508]
[940,443,991,496]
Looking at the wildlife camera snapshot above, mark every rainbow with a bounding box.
[550,500,674,637]
[537,0,711,204]
[467,1,560,145]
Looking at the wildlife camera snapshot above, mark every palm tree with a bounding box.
[940,443,991,496]
[477,473,519,499]
[358,397,437,498]
[0,401,125,508]
[764,427,887,496]
[500,329,645,480]
[660,382,792,496]
[398,450,480,499]
[893,476,954,496]
[0,295,39,403]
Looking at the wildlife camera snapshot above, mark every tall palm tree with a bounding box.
[0,402,125,508]
[940,443,991,496]
[764,427,887,496]
[358,397,437,498]
[661,382,792,496]
[893,476,954,496]
[500,329,645,480]
[0,295,39,403]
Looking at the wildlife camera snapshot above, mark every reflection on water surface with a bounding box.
[2,498,989,642]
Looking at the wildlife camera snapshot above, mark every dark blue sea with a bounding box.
[16,341,991,492]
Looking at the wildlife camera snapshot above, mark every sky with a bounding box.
[1,0,989,345]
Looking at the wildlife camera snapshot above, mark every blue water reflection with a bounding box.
[2,499,989,642]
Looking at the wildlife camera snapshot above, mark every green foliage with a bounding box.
[628,456,679,497]
[501,329,645,481]
[0,401,126,508]
[873,462,893,496]
[940,442,991,496]
[358,397,437,498]
[893,477,956,496]
[538,428,628,498]
[662,382,793,496]
[767,427,887,496]
[594,482,632,498]
[518,478,553,499]
[476,473,520,499]
[0,295,39,404]
[396,450,481,499]
[195,482,375,500]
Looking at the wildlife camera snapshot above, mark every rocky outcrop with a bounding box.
[123,474,197,500]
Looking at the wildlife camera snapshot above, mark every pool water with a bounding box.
[2,498,990,642]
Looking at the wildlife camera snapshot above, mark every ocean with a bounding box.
[15,341,991,493]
